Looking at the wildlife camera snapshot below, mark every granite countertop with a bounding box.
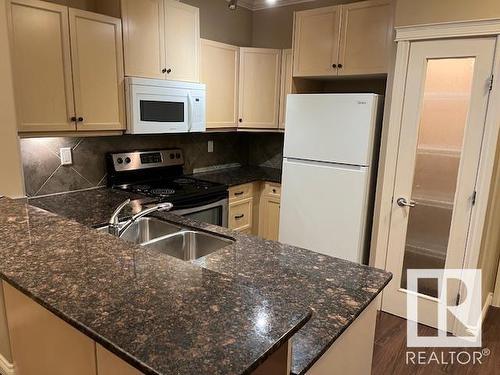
[27,188,392,375]
[0,197,311,375]
[192,166,282,187]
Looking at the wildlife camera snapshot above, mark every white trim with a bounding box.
[0,354,14,375]
[396,18,500,41]
[482,292,494,322]
[226,0,320,11]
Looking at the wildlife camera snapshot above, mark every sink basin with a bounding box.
[142,230,234,261]
[97,217,181,244]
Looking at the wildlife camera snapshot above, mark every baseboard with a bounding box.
[0,353,14,375]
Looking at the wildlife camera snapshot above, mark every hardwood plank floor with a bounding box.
[372,307,500,374]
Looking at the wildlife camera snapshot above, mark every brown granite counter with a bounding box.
[192,166,282,187]
[0,197,311,375]
[26,188,392,375]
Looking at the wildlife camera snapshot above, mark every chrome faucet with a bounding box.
[108,199,173,237]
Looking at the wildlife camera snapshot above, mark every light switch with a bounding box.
[208,140,214,153]
[60,147,73,165]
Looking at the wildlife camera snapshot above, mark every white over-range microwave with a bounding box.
[125,77,206,134]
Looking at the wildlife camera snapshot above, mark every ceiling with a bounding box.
[234,0,320,11]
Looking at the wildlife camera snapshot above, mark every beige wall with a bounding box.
[0,0,25,199]
[252,0,365,48]
[395,0,500,27]
[181,0,253,46]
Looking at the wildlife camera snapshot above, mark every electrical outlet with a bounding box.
[60,147,73,165]
[208,140,214,153]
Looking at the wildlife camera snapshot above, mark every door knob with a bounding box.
[397,198,416,208]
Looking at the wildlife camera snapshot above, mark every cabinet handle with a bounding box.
[162,68,167,73]
[338,64,343,68]
[235,214,245,220]
[77,117,84,122]
[332,64,337,68]
[234,191,244,196]
[70,116,77,122]
[272,189,277,193]
[167,68,172,74]
[239,118,242,123]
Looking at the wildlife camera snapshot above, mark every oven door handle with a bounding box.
[171,197,227,215]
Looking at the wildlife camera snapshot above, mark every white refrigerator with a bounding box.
[279,94,383,264]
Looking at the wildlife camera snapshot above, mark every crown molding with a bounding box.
[228,0,320,11]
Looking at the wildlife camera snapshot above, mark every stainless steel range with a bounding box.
[106,149,228,227]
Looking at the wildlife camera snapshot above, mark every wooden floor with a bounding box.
[372,307,500,374]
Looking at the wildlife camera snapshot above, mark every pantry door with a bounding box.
[382,37,496,329]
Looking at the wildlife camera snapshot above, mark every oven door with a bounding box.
[172,198,228,228]
[127,84,189,134]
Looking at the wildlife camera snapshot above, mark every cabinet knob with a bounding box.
[166,68,172,74]
[77,117,84,122]
[239,118,242,123]
[70,116,77,122]
[332,64,337,68]
[338,64,343,68]
[161,68,167,73]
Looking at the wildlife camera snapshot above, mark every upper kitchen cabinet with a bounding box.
[164,0,200,82]
[8,0,76,132]
[338,0,393,76]
[293,0,393,78]
[201,39,239,129]
[8,0,125,134]
[239,48,281,129]
[121,0,165,79]
[279,49,293,129]
[121,0,200,82]
[69,9,125,131]
[293,5,341,77]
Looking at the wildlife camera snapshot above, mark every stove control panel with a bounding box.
[110,149,184,172]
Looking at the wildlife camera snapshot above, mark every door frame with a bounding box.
[370,19,500,321]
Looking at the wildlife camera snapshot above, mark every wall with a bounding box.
[252,0,365,48]
[20,133,249,197]
[182,0,253,46]
[395,0,500,27]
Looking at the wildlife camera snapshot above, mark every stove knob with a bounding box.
[125,157,131,164]
[116,157,123,164]
[176,153,181,159]
[170,153,175,159]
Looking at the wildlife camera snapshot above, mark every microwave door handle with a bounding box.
[187,92,194,131]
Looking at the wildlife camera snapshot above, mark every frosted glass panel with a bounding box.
[401,58,475,298]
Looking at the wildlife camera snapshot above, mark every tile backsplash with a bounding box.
[20,132,284,197]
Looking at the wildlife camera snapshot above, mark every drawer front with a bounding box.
[229,198,252,230]
[229,183,254,202]
[263,182,281,198]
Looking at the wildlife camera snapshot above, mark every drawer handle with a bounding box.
[234,191,244,196]
[235,214,245,220]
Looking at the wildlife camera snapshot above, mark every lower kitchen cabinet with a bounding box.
[97,344,142,375]
[258,183,281,241]
[228,183,256,233]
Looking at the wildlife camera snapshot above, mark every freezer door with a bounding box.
[279,158,371,263]
[284,94,381,166]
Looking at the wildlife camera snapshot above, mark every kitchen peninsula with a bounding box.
[0,192,391,375]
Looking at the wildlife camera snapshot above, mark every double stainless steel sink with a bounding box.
[97,217,234,261]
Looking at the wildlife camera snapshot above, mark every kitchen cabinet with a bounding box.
[293,0,392,77]
[293,5,341,77]
[121,0,165,79]
[338,0,393,76]
[259,183,281,241]
[97,344,142,375]
[279,49,293,129]
[228,183,256,233]
[9,0,125,133]
[201,39,239,128]
[69,9,125,131]
[8,0,76,132]
[238,48,281,129]
[121,0,200,82]
[3,282,97,375]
